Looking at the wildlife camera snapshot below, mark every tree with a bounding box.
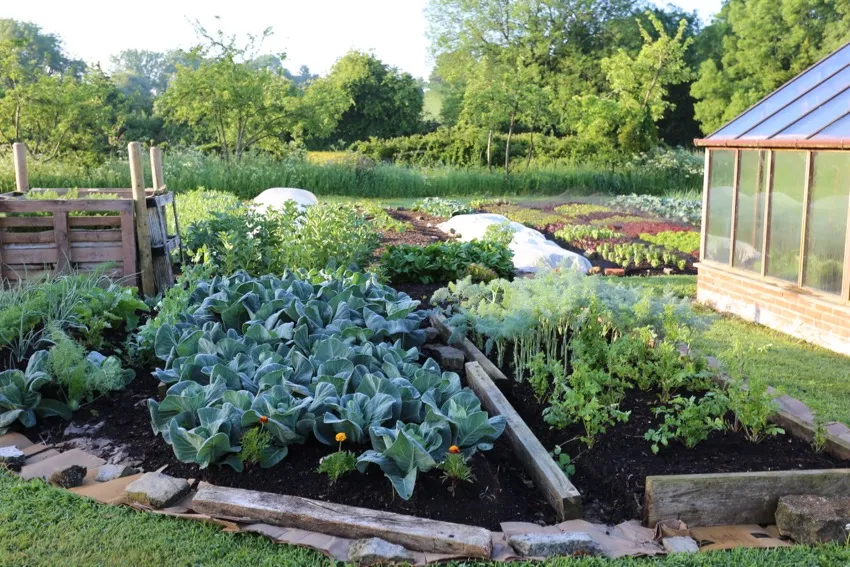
[691,0,850,134]
[0,20,117,161]
[602,12,693,123]
[155,24,300,161]
[310,51,424,147]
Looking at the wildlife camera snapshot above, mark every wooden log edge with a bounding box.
[430,312,509,382]
[466,361,582,521]
[644,468,850,528]
[191,483,494,557]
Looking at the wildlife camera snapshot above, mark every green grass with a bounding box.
[622,275,850,425]
[2,472,849,566]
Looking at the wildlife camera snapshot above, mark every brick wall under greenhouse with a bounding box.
[697,263,850,356]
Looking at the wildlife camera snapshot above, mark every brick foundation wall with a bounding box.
[697,263,850,356]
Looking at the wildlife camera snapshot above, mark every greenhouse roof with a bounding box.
[695,41,850,149]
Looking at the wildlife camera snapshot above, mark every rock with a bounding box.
[49,465,87,488]
[348,537,413,565]
[588,266,603,275]
[422,344,465,372]
[126,472,190,509]
[424,327,440,342]
[508,532,602,557]
[95,464,139,482]
[0,446,26,469]
[663,267,674,275]
[252,188,318,214]
[662,536,699,554]
[776,494,850,544]
[603,268,625,277]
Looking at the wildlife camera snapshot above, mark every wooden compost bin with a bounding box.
[2,142,181,295]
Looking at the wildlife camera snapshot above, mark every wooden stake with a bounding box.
[129,142,155,296]
[150,146,165,192]
[13,143,28,193]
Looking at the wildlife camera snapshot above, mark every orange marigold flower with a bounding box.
[259,415,269,424]
[335,432,347,443]
[449,445,460,454]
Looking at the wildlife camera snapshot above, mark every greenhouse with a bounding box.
[695,41,850,355]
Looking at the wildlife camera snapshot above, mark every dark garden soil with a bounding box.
[504,378,846,525]
[393,282,442,308]
[24,367,555,530]
[373,209,448,256]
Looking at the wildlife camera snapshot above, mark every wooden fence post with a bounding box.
[129,142,155,297]
[150,146,165,191]
[13,143,28,193]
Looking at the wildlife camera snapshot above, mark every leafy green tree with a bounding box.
[155,25,301,161]
[311,51,424,147]
[691,0,850,134]
[0,20,117,162]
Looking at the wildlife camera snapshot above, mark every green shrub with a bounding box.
[645,393,728,453]
[185,202,379,277]
[381,241,514,285]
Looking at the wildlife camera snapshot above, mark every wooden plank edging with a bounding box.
[430,313,509,382]
[191,484,493,557]
[466,361,582,521]
[644,468,850,527]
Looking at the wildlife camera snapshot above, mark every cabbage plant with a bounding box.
[0,351,70,434]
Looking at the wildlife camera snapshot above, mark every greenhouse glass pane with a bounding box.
[744,67,850,137]
[766,151,807,282]
[712,44,850,139]
[803,152,850,294]
[776,89,850,137]
[733,150,767,271]
[816,112,850,138]
[705,150,736,263]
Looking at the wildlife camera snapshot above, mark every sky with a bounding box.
[3,0,723,80]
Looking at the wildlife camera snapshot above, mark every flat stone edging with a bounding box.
[431,312,582,521]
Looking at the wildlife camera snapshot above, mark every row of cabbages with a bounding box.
[148,270,504,499]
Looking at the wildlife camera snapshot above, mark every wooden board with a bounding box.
[644,469,850,527]
[430,313,509,382]
[0,199,133,214]
[0,216,122,228]
[465,361,582,521]
[191,484,493,557]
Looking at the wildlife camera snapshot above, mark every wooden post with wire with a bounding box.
[13,143,28,193]
[147,146,176,288]
[129,142,155,296]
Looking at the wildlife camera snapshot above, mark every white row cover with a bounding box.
[438,213,592,274]
[252,188,318,214]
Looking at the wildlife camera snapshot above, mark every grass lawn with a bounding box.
[2,472,849,567]
[623,275,850,425]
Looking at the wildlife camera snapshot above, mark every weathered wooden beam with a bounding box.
[129,142,155,297]
[644,469,850,527]
[191,484,493,557]
[53,211,70,273]
[0,199,133,214]
[12,142,28,193]
[465,361,582,521]
[430,313,508,382]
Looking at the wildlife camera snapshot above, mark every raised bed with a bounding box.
[430,314,850,528]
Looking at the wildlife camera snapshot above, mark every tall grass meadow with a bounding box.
[0,147,701,199]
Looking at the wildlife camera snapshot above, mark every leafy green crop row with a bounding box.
[554,225,622,245]
[437,269,786,455]
[411,197,473,218]
[593,242,688,270]
[381,240,514,285]
[148,270,503,499]
[640,230,700,254]
[610,193,701,225]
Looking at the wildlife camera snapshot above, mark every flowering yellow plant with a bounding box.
[335,432,347,443]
